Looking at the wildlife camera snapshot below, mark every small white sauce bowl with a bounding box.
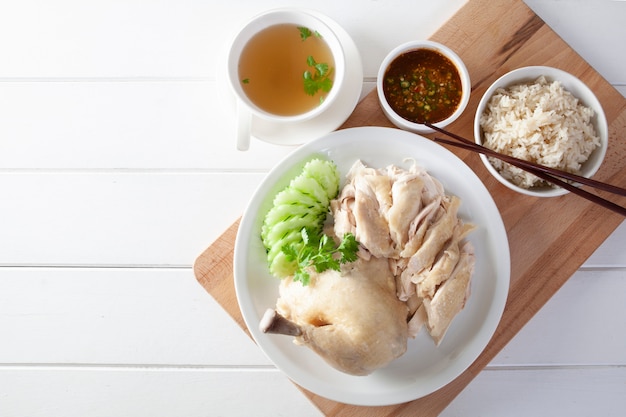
[474,66,608,198]
[377,40,471,134]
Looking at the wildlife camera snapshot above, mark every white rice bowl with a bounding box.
[474,66,608,197]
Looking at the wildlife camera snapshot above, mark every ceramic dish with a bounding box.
[377,40,471,134]
[474,66,608,197]
[218,9,363,147]
[233,126,510,406]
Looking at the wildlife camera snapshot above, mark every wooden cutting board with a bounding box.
[194,0,626,415]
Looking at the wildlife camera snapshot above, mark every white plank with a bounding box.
[1,1,624,84]
[584,221,626,267]
[1,366,623,417]
[0,81,295,170]
[525,0,626,84]
[0,81,374,170]
[0,0,466,79]
[490,269,626,366]
[2,172,623,267]
[442,366,626,417]
[0,0,228,79]
[0,80,622,170]
[0,172,260,266]
[0,268,268,366]
[1,267,624,367]
[0,368,323,417]
[1,365,624,417]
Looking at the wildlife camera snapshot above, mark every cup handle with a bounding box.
[236,100,251,151]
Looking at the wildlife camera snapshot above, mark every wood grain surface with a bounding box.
[194,0,626,415]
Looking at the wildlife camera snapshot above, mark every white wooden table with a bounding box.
[1,1,624,416]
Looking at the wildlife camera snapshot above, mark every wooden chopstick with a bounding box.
[424,122,626,197]
[433,136,626,216]
[422,123,626,216]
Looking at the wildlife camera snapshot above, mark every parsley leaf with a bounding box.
[303,71,318,96]
[282,228,359,286]
[303,55,334,96]
[314,62,329,77]
[298,26,323,41]
[298,26,313,41]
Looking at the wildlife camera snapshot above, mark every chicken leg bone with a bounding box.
[259,308,303,336]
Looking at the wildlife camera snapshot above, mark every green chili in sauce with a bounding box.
[383,49,462,123]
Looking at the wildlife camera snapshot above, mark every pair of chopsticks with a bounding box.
[424,122,626,217]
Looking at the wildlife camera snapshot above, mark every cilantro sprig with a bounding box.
[282,228,359,285]
[303,55,333,97]
[296,27,334,99]
[298,26,313,40]
[298,26,322,41]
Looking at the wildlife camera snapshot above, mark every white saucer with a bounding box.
[218,11,363,147]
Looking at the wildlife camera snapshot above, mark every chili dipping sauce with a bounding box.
[382,48,463,124]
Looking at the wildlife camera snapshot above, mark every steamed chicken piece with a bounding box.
[423,242,475,344]
[413,220,475,299]
[332,160,448,260]
[263,159,474,375]
[275,256,409,376]
[332,160,475,344]
[386,168,426,249]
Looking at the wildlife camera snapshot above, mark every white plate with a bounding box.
[233,127,510,406]
[218,9,363,146]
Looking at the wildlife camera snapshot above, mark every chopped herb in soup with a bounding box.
[383,48,462,123]
[239,24,334,116]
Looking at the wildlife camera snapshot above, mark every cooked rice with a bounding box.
[480,76,600,189]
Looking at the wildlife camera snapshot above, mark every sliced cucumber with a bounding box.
[261,158,340,278]
[261,198,324,242]
[288,174,330,209]
[268,251,296,278]
[263,209,322,239]
[266,230,301,277]
[271,187,320,210]
[302,158,340,199]
[263,214,322,250]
